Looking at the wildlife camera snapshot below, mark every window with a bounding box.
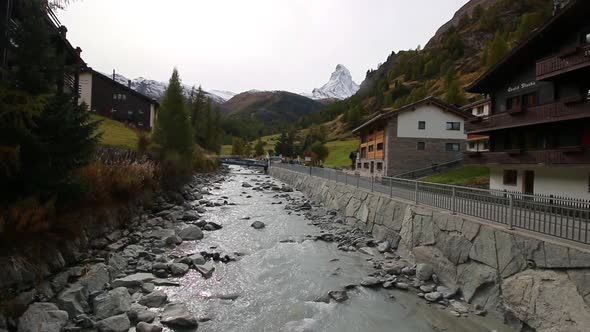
[360,147,367,158]
[357,163,361,169]
[523,93,536,108]
[469,142,476,150]
[377,143,384,151]
[418,121,426,130]
[446,122,461,131]
[376,163,383,171]
[446,143,461,152]
[476,106,484,115]
[113,94,117,100]
[121,94,126,101]
[417,142,426,151]
[364,163,369,169]
[506,96,521,111]
[584,32,590,44]
[368,145,374,152]
[503,170,518,186]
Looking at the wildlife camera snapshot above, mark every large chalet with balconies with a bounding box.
[465,0,590,199]
[353,96,469,177]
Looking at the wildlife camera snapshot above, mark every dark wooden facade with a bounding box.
[82,70,158,131]
[466,0,590,165]
[0,0,84,98]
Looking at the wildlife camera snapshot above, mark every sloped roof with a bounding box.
[84,69,160,106]
[352,96,471,133]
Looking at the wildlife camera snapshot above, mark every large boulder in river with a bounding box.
[17,303,68,332]
[57,283,89,318]
[79,263,110,293]
[111,273,155,288]
[95,313,130,332]
[93,287,132,320]
[177,226,204,241]
[161,303,198,328]
[136,322,163,332]
[138,290,168,308]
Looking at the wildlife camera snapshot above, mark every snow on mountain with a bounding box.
[311,64,360,100]
[108,72,235,103]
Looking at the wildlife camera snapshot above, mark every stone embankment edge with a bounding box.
[270,167,590,332]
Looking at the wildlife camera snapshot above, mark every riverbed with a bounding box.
[161,166,513,332]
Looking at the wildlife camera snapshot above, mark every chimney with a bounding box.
[554,0,572,15]
[128,80,132,88]
[112,69,116,81]
[58,26,67,37]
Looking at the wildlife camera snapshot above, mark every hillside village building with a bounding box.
[79,69,159,131]
[466,0,590,199]
[353,97,469,177]
[462,99,491,153]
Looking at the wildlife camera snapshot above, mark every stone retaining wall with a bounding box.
[270,167,590,332]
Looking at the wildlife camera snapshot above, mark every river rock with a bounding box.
[17,303,68,332]
[93,287,132,320]
[96,313,130,332]
[195,263,215,279]
[377,241,391,253]
[437,286,456,299]
[128,303,156,324]
[360,277,382,287]
[136,322,163,332]
[169,263,189,276]
[281,185,294,192]
[111,273,154,288]
[251,221,266,229]
[138,290,168,308]
[189,254,206,266]
[420,285,436,293]
[328,290,348,302]
[161,303,198,328]
[204,222,223,231]
[416,263,434,281]
[424,292,442,302]
[182,211,200,221]
[57,283,89,318]
[177,226,204,241]
[358,247,377,256]
[383,261,406,275]
[79,263,110,293]
[395,282,410,290]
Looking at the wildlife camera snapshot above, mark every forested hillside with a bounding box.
[296,0,554,137]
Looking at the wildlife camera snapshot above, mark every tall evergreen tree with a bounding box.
[153,69,194,159]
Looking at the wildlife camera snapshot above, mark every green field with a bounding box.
[423,166,490,188]
[92,115,138,150]
[324,139,359,168]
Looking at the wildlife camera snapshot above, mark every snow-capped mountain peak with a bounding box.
[311,64,360,100]
[104,71,236,104]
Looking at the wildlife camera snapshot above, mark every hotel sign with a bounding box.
[508,81,536,93]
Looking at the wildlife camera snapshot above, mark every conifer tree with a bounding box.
[153,69,194,163]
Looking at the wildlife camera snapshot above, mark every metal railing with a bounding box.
[273,163,590,245]
[392,159,463,179]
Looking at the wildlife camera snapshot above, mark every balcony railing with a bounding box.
[464,148,590,165]
[537,44,590,80]
[465,100,590,133]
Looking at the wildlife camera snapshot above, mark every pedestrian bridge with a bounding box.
[219,156,268,168]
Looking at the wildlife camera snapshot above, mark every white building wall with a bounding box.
[471,103,490,117]
[490,166,590,199]
[396,105,467,140]
[78,72,93,109]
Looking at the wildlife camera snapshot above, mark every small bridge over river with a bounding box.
[219,156,269,169]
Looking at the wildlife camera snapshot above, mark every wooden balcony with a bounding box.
[465,100,590,134]
[464,148,590,165]
[536,44,590,80]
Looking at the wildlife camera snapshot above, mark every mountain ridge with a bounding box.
[311,64,360,100]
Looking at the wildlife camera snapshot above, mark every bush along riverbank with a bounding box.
[0,166,229,332]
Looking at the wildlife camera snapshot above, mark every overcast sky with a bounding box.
[58,0,468,94]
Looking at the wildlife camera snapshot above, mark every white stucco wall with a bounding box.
[471,103,490,117]
[78,72,93,109]
[149,104,156,130]
[490,166,590,199]
[396,105,467,140]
